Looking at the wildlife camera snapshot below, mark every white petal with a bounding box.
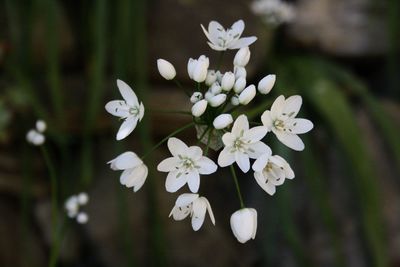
[184,146,203,160]
[235,152,250,173]
[187,171,200,193]
[222,132,236,146]
[191,99,208,117]
[139,102,145,121]
[275,131,305,151]
[243,126,268,142]
[282,95,302,118]
[197,157,218,175]
[170,206,191,221]
[176,193,199,207]
[218,147,236,167]
[157,157,180,172]
[270,95,285,118]
[252,153,271,172]
[288,118,313,134]
[230,20,244,35]
[191,198,207,231]
[105,100,129,117]
[108,151,141,170]
[261,110,274,130]
[231,114,249,136]
[165,171,187,193]
[247,141,272,159]
[131,165,148,192]
[204,197,216,225]
[117,79,138,106]
[116,116,138,140]
[207,21,225,44]
[168,137,188,157]
[229,37,257,49]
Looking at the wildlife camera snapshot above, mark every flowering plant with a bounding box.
[106,19,313,243]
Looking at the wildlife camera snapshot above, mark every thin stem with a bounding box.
[48,217,67,267]
[217,51,225,70]
[147,108,191,115]
[204,129,213,156]
[141,122,195,160]
[174,78,190,97]
[230,165,245,208]
[197,126,210,145]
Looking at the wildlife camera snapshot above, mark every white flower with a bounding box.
[157,59,176,80]
[76,212,89,224]
[239,85,256,105]
[26,129,45,146]
[230,208,257,243]
[205,70,217,86]
[201,20,257,51]
[218,115,270,173]
[231,95,240,106]
[252,153,294,195]
[208,94,227,107]
[169,193,215,231]
[157,138,218,193]
[65,192,90,224]
[36,120,47,132]
[105,79,145,140]
[108,151,148,192]
[204,91,214,101]
[65,196,79,218]
[213,114,233,129]
[234,47,251,67]
[221,72,235,91]
[210,82,222,94]
[234,77,246,93]
[234,66,247,79]
[187,55,209,83]
[191,99,208,117]
[77,192,89,205]
[251,0,296,26]
[258,74,275,94]
[261,95,313,151]
[190,92,203,104]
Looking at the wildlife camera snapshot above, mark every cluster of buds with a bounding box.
[64,192,89,224]
[26,120,47,146]
[107,19,313,243]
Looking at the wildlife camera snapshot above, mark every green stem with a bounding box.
[230,165,245,208]
[48,217,67,267]
[217,51,225,70]
[204,129,213,156]
[141,122,195,160]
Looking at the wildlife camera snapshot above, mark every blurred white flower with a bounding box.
[234,47,251,67]
[218,115,270,173]
[108,151,148,192]
[65,192,89,224]
[105,79,145,140]
[157,59,176,80]
[230,208,257,243]
[187,55,209,83]
[191,99,208,117]
[258,74,276,94]
[201,20,257,51]
[26,120,47,146]
[261,95,313,151]
[251,0,296,26]
[36,120,47,133]
[213,114,233,130]
[252,153,294,195]
[158,138,217,193]
[76,212,89,224]
[169,193,215,231]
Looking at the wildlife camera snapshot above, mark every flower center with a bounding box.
[129,107,139,115]
[233,138,246,151]
[273,119,285,131]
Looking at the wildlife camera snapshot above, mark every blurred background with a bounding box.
[1,0,400,266]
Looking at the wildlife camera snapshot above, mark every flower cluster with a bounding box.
[106,19,313,243]
[64,192,89,224]
[251,0,296,26]
[26,120,47,146]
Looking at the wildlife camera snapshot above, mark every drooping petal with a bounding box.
[108,151,141,170]
[131,164,148,192]
[187,171,200,193]
[165,171,187,193]
[116,116,138,140]
[281,95,302,118]
[270,95,285,119]
[231,114,249,136]
[169,206,192,221]
[176,193,199,207]
[243,126,268,142]
[191,198,207,231]
[197,157,218,175]
[235,152,250,173]
[168,137,188,157]
[157,157,180,172]
[247,141,271,159]
[105,100,129,117]
[275,131,305,151]
[229,37,257,49]
[252,153,270,172]
[218,147,236,167]
[117,79,139,106]
[287,118,313,134]
[203,197,216,225]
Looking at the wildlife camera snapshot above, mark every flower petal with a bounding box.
[235,152,250,173]
[187,171,200,193]
[207,21,225,44]
[252,153,270,172]
[270,95,286,119]
[117,79,139,106]
[232,114,249,136]
[229,36,257,49]
[191,198,207,231]
[222,132,236,146]
[261,110,274,130]
[185,146,203,160]
[168,137,188,157]
[165,171,187,193]
[197,157,218,175]
[105,100,129,117]
[169,206,191,221]
[218,147,236,167]
[230,20,244,35]
[282,95,302,118]
[176,193,199,207]
[275,131,305,151]
[288,118,313,134]
[247,141,271,159]
[108,151,141,170]
[203,197,216,225]
[116,116,138,140]
[243,126,268,142]
[157,157,180,172]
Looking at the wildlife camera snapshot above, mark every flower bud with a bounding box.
[239,85,256,105]
[36,120,47,133]
[213,114,233,129]
[188,55,209,83]
[157,59,176,80]
[230,208,257,243]
[204,91,214,101]
[209,94,227,107]
[258,74,275,94]
[215,71,223,83]
[221,72,235,91]
[205,70,217,86]
[77,192,89,205]
[77,212,89,224]
[234,66,247,79]
[210,82,222,95]
[191,99,208,117]
[233,47,250,67]
[231,95,240,106]
[233,77,246,93]
[190,92,203,103]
